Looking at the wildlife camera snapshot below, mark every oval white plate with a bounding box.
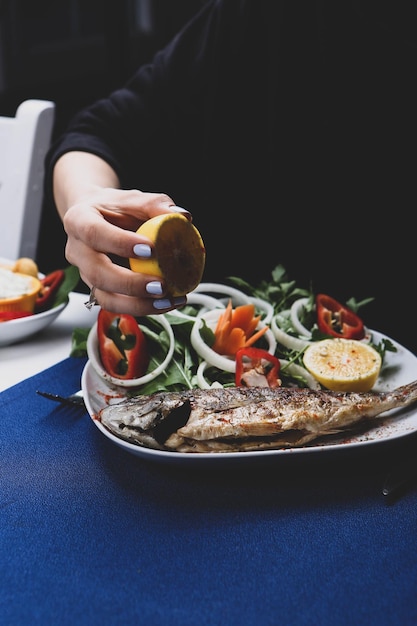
[81,330,417,465]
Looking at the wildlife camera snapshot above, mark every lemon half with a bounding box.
[302,338,382,392]
[129,213,206,297]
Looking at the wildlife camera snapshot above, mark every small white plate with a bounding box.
[81,330,417,465]
[0,301,68,347]
[0,257,68,347]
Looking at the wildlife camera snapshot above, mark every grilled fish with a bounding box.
[98,380,417,453]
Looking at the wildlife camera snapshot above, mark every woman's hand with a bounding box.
[53,152,191,316]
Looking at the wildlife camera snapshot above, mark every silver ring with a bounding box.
[84,286,99,310]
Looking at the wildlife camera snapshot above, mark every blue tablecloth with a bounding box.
[1,357,417,625]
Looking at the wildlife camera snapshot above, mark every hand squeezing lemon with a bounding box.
[129,213,206,297]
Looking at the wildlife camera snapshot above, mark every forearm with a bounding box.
[53,151,120,219]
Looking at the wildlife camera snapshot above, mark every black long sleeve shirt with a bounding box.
[45,0,417,350]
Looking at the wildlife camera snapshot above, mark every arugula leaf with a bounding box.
[372,337,397,361]
[228,264,312,314]
[71,327,89,357]
[345,296,375,313]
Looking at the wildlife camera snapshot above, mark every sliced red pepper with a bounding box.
[35,270,65,312]
[97,309,150,379]
[0,311,33,322]
[235,347,281,388]
[316,294,365,340]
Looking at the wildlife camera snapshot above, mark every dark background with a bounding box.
[0,0,208,274]
[1,1,416,355]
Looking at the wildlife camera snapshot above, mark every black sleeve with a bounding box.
[44,0,255,203]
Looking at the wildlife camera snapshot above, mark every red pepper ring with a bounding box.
[316,293,365,340]
[235,347,281,388]
[97,309,150,380]
[35,269,65,313]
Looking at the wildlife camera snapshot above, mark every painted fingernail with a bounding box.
[153,298,172,310]
[133,243,152,258]
[171,206,192,220]
[173,296,187,307]
[152,296,187,310]
[146,281,163,296]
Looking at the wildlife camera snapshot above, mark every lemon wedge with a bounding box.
[129,213,206,297]
[302,338,382,392]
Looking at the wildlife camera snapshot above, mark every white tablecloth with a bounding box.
[0,292,98,392]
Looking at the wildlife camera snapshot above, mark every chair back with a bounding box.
[0,99,55,261]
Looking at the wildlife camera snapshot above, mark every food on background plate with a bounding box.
[0,311,33,321]
[303,338,382,392]
[35,269,65,313]
[129,213,206,297]
[10,257,39,278]
[0,257,80,322]
[98,378,417,453]
[0,267,41,314]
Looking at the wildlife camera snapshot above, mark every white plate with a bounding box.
[81,331,417,465]
[0,257,68,346]
[0,301,68,346]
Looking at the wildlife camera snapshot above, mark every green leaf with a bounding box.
[53,265,81,308]
[345,296,375,313]
[372,337,397,361]
[70,327,90,357]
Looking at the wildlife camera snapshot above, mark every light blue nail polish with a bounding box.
[133,243,152,258]
[146,281,163,296]
[153,299,172,310]
[153,295,187,310]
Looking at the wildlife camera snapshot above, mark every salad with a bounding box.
[73,265,397,395]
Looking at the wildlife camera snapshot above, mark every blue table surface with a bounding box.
[1,356,417,626]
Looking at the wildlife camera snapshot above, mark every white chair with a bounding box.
[0,99,55,261]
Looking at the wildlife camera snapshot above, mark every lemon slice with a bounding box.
[302,338,382,392]
[129,213,206,297]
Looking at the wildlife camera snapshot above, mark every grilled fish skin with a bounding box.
[98,380,417,453]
